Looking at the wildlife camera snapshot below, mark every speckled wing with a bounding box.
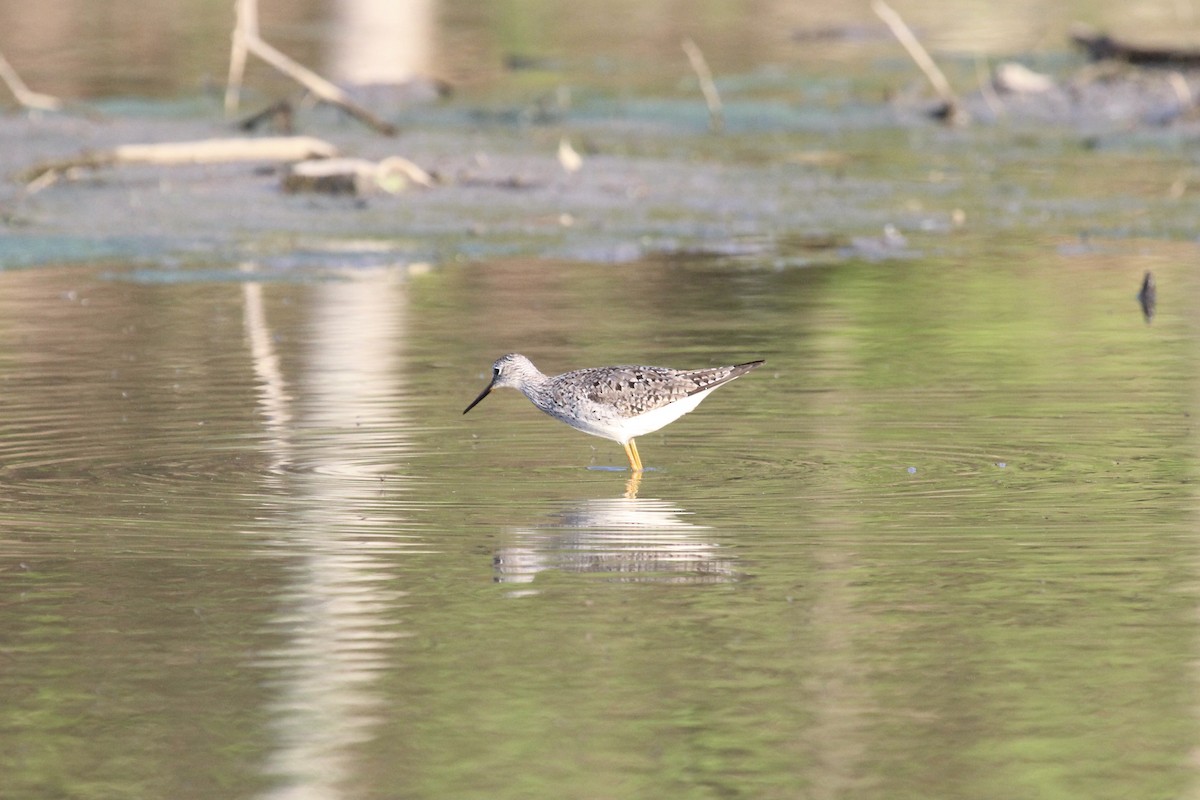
[562,361,764,419]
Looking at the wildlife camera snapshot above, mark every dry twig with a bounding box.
[871,0,967,124]
[0,47,61,112]
[225,0,397,135]
[682,37,724,133]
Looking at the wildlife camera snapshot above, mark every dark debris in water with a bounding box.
[1138,270,1156,323]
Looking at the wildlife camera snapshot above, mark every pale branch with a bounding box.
[872,0,966,124]
[224,0,397,136]
[682,37,724,133]
[0,47,62,112]
[18,135,339,185]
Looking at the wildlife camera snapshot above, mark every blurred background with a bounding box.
[2,0,1198,100]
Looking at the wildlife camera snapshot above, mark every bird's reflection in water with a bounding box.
[494,488,738,585]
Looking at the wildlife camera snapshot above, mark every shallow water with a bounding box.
[0,235,1196,799]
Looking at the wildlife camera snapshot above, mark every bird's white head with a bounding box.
[463,353,541,414]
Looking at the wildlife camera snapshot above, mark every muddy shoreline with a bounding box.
[3,52,1200,275]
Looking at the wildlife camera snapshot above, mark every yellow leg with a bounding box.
[623,439,644,473]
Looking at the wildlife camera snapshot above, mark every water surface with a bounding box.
[0,237,1196,799]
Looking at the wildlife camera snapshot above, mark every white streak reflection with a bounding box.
[242,277,293,472]
[243,269,411,800]
[494,496,738,585]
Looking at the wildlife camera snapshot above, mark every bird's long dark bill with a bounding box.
[463,383,493,414]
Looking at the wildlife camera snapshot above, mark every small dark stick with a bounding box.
[1137,271,1156,323]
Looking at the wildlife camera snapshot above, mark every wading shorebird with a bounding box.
[463,353,764,472]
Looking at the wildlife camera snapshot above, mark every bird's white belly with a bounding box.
[558,387,717,443]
